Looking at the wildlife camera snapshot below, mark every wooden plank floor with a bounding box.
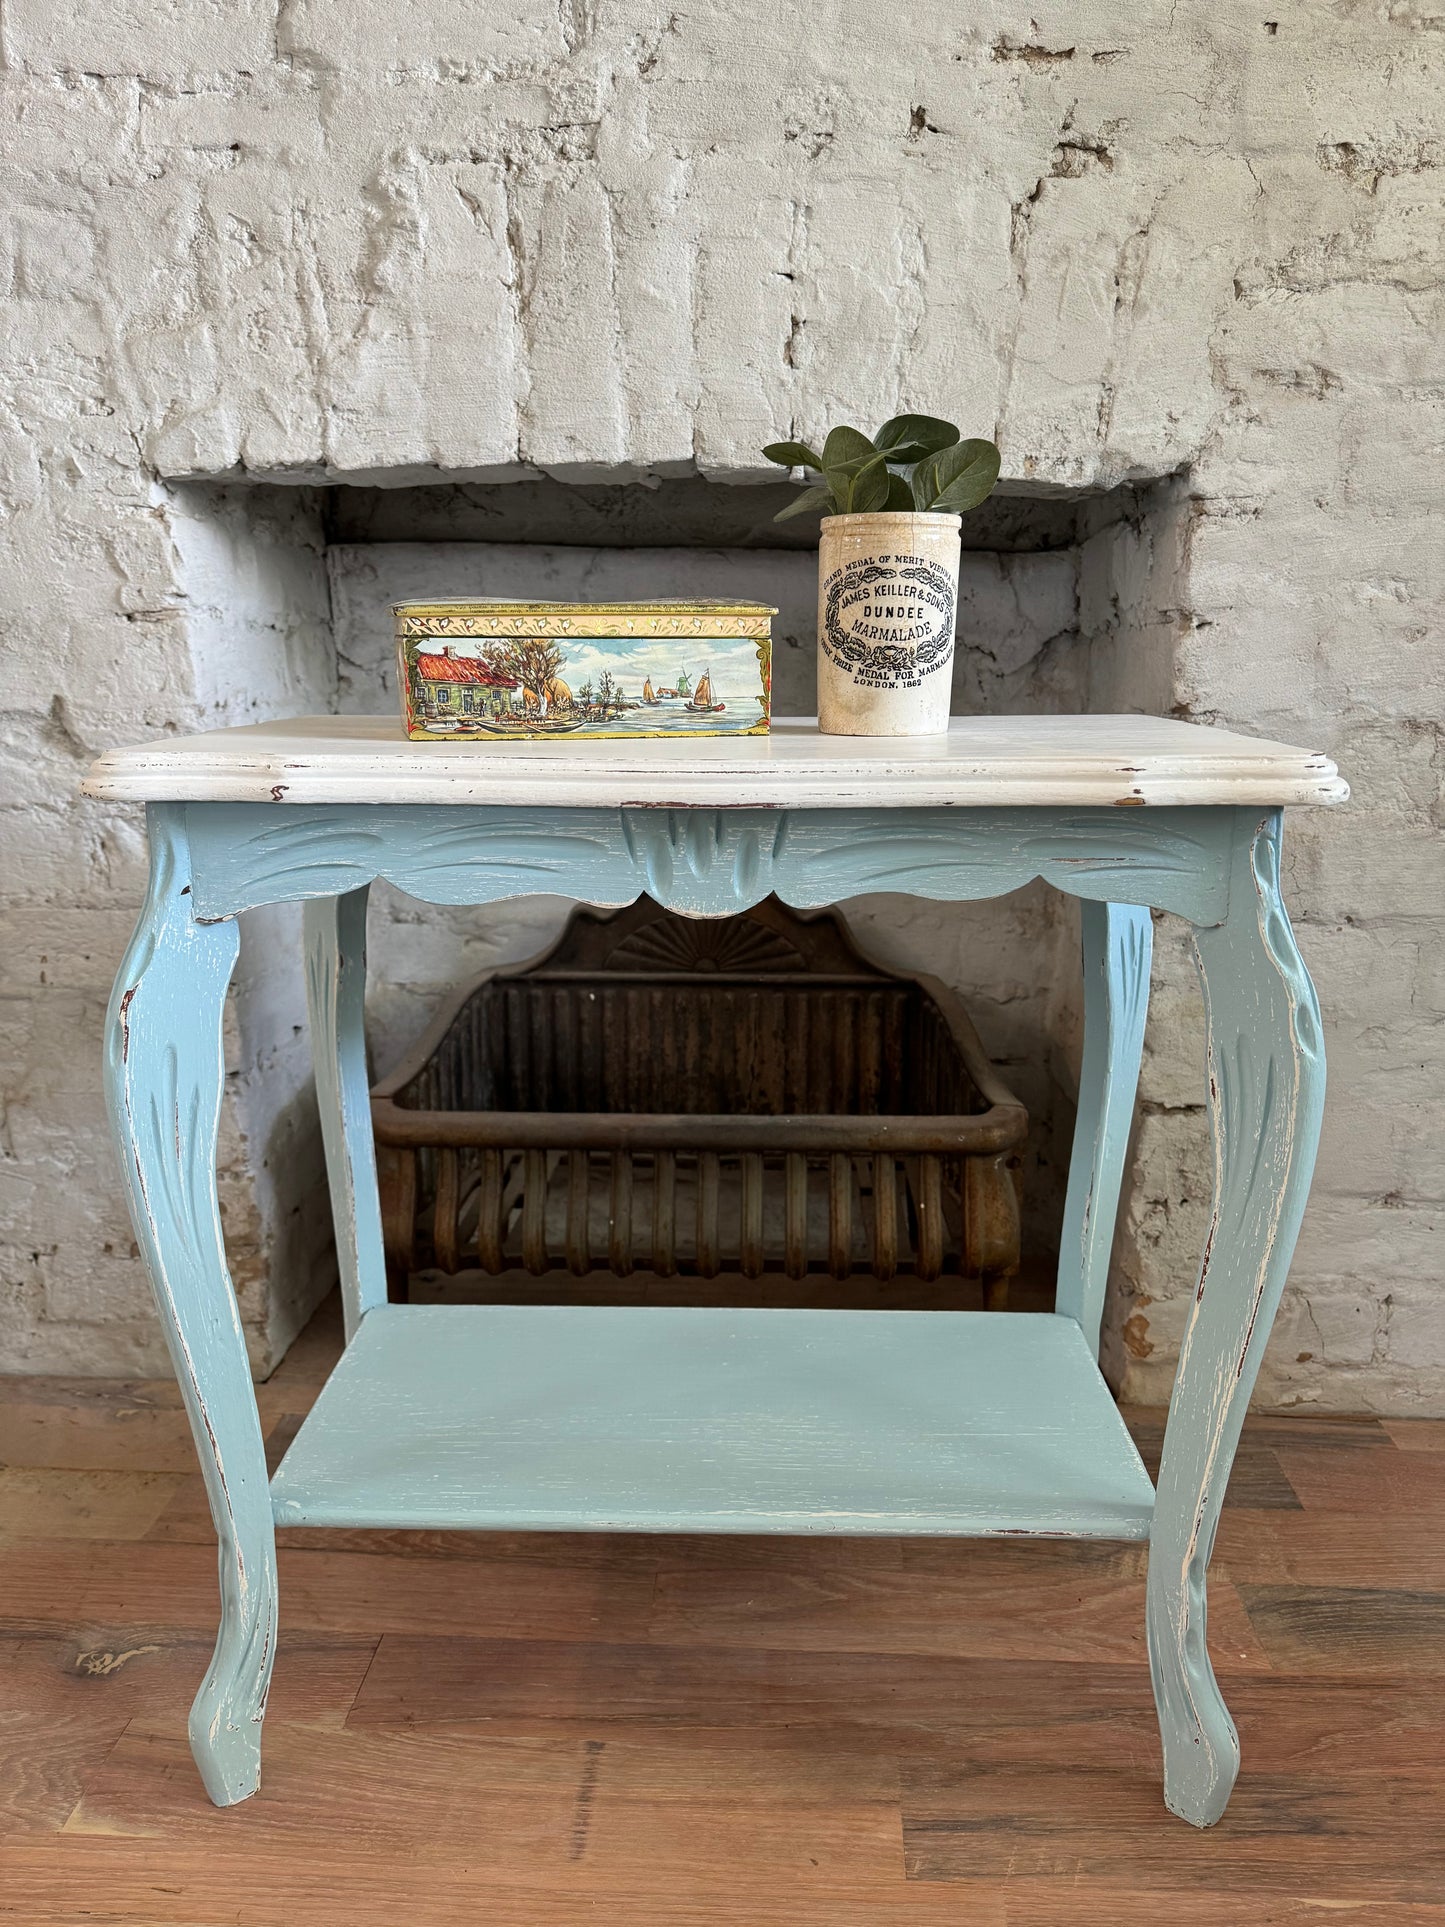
[3,1295,1444,1926]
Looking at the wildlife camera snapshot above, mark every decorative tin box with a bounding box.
[394,599,774,741]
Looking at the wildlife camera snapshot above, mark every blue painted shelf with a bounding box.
[270,1305,1155,1540]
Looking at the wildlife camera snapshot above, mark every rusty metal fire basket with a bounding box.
[372,896,1027,1302]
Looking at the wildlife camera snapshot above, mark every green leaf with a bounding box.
[846,456,892,514]
[762,440,824,471]
[832,450,887,513]
[874,413,960,464]
[820,429,878,520]
[771,483,833,524]
[921,437,1001,513]
[911,457,940,509]
[821,424,876,469]
[822,426,882,514]
[882,471,915,510]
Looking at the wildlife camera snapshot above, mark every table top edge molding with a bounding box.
[81,714,1349,810]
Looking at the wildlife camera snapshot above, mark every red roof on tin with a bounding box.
[415,651,519,688]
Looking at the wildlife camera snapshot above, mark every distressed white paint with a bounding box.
[82,714,1348,810]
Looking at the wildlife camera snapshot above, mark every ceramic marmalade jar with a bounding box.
[815,511,962,736]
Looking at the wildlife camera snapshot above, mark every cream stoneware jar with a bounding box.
[816,511,962,736]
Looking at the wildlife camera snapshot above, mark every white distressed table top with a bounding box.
[82,714,1348,809]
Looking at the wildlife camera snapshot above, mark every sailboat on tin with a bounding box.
[642,677,660,705]
[686,667,725,714]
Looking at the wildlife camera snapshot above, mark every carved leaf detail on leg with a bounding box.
[104,803,277,1806]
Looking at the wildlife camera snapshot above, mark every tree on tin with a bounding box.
[494,636,567,713]
[761,414,1001,522]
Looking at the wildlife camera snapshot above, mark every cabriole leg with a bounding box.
[103,804,276,1806]
[1147,811,1326,1827]
[303,888,387,1340]
[1055,901,1152,1356]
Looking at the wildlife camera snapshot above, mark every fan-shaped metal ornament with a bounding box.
[604,914,805,974]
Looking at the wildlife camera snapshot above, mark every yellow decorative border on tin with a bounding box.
[397,612,773,640]
[402,720,772,741]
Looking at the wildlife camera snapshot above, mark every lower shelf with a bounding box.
[270,1304,1155,1539]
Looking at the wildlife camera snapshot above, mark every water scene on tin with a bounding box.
[409,631,768,736]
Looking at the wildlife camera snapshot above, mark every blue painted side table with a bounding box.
[84,714,1347,1827]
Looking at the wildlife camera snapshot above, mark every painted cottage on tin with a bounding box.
[413,646,519,724]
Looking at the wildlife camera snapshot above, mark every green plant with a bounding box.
[761,414,1001,522]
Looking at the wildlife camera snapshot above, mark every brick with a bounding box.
[3,0,275,80]
[276,0,565,72]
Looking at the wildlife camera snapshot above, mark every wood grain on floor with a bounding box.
[1,1293,1442,1926]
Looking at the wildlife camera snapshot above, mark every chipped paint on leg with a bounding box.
[1146,807,1326,1826]
[104,802,278,1807]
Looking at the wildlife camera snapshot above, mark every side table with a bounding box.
[83,714,1347,1827]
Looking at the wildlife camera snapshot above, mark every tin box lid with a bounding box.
[394,598,777,618]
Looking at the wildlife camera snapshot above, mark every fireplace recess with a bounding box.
[371,895,1026,1301]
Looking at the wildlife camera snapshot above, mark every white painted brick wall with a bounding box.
[0,1,1439,1406]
